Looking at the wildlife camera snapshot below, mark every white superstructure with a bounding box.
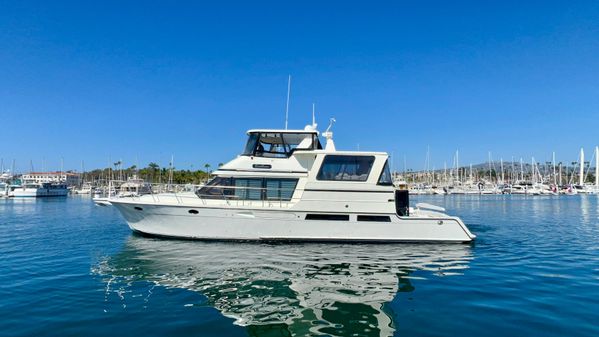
[73,182,94,194]
[110,124,476,243]
[0,170,12,198]
[10,182,68,197]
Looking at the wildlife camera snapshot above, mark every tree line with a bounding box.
[82,162,223,184]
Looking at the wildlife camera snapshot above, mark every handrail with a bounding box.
[102,180,296,208]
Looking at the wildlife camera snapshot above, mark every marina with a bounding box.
[1,194,598,336]
[3,1,599,336]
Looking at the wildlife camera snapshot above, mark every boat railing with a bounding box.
[106,181,294,208]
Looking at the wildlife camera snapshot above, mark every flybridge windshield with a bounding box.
[242,132,322,158]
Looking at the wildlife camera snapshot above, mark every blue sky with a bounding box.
[1,1,599,172]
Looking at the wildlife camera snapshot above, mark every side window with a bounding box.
[378,159,393,186]
[243,133,260,156]
[197,178,298,201]
[265,179,298,200]
[234,178,263,200]
[196,177,233,198]
[316,155,375,182]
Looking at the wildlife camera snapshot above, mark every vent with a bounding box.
[252,164,272,169]
[305,214,349,221]
[188,209,199,214]
[134,206,143,211]
[357,215,391,222]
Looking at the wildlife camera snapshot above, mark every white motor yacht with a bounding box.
[508,181,540,195]
[117,175,151,197]
[110,124,476,243]
[10,182,68,197]
[0,182,8,198]
[0,170,13,197]
[73,182,94,194]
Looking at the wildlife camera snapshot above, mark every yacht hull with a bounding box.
[11,188,68,197]
[111,200,475,243]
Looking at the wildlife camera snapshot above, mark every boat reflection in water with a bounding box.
[94,236,473,336]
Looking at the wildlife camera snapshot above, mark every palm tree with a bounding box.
[204,163,211,183]
[148,162,159,183]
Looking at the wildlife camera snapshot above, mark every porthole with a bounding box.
[134,206,143,211]
[188,209,199,214]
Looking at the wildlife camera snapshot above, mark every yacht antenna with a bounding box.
[285,75,291,130]
[323,118,337,152]
[325,118,336,133]
[312,103,316,127]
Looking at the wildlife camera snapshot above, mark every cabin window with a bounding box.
[243,133,260,156]
[196,177,233,198]
[317,155,375,182]
[234,178,263,200]
[357,215,391,222]
[242,132,320,158]
[265,178,298,200]
[305,214,349,221]
[196,177,298,201]
[378,159,393,186]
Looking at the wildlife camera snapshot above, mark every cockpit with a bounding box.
[242,130,322,158]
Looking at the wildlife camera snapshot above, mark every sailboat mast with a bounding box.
[520,158,524,181]
[488,152,491,182]
[552,152,556,185]
[444,162,447,185]
[596,146,599,188]
[559,162,562,186]
[456,150,460,183]
[500,158,504,184]
[469,163,472,182]
[531,157,535,184]
[580,148,584,185]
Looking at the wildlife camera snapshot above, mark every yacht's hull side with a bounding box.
[111,201,475,243]
[11,188,69,197]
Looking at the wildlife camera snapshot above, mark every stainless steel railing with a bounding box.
[104,180,295,208]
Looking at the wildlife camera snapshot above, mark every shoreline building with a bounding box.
[21,171,81,186]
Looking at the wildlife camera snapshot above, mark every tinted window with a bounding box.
[265,179,298,200]
[378,159,393,185]
[196,177,298,201]
[235,178,263,200]
[243,133,260,155]
[196,177,233,198]
[317,155,375,181]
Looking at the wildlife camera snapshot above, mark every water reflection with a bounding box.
[94,236,473,336]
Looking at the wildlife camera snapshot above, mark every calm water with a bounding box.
[1,195,598,337]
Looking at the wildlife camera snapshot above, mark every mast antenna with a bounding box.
[312,103,316,128]
[285,75,291,130]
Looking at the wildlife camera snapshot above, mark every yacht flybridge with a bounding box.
[110,124,476,243]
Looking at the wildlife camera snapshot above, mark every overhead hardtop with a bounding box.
[246,128,319,135]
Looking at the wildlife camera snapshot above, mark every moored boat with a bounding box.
[10,182,68,197]
[110,122,476,243]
